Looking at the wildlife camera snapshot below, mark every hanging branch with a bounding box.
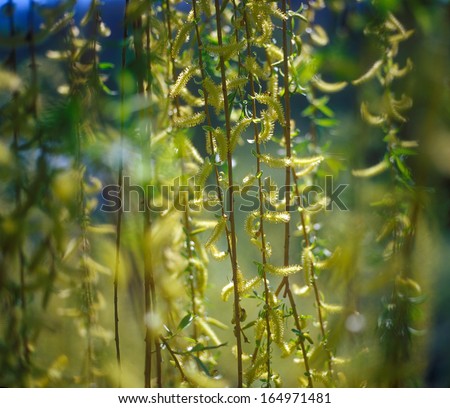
[242,3,272,387]
[113,0,130,386]
[280,0,314,387]
[213,0,243,387]
[131,11,157,389]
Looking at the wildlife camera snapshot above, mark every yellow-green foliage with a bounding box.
[0,0,431,390]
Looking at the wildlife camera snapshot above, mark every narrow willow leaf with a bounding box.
[352,60,383,85]
[360,101,386,126]
[310,25,329,47]
[230,118,252,153]
[265,263,302,276]
[205,216,226,248]
[254,93,285,125]
[171,21,194,59]
[170,66,198,98]
[352,160,389,177]
[177,313,193,331]
[173,112,205,128]
[311,76,348,93]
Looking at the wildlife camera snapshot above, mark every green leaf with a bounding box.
[193,356,212,377]
[177,313,193,332]
[314,117,338,127]
[189,342,228,353]
[98,62,115,70]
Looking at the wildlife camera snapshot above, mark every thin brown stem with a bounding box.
[242,6,272,387]
[10,2,27,367]
[293,168,333,377]
[191,0,232,250]
[214,0,243,387]
[160,336,188,383]
[281,0,313,387]
[113,0,129,386]
[132,14,156,389]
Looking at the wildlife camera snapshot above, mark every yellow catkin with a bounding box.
[360,101,386,126]
[205,216,226,248]
[265,263,302,277]
[352,60,383,85]
[269,309,284,345]
[230,118,252,153]
[196,158,213,189]
[254,93,285,125]
[311,76,348,93]
[170,66,198,98]
[259,111,275,143]
[302,247,314,286]
[263,211,290,224]
[244,56,269,80]
[172,112,205,128]
[310,25,329,47]
[352,160,389,178]
[212,128,228,162]
[171,22,194,59]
